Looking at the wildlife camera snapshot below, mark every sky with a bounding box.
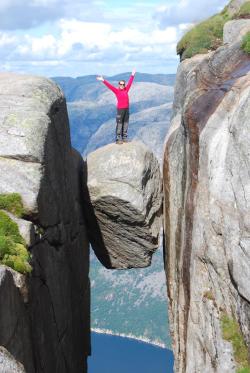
[0,0,229,78]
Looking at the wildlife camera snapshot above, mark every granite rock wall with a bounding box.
[0,72,90,373]
[163,20,250,373]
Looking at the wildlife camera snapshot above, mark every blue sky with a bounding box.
[0,0,228,77]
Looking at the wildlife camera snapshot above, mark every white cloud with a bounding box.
[151,27,177,44]
[10,18,180,62]
[0,32,17,46]
[0,0,230,76]
[0,14,180,76]
[0,0,100,30]
[59,19,112,51]
[154,0,229,27]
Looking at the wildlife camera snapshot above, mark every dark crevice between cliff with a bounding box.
[24,96,91,373]
[4,306,25,351]
[80,160,113,269]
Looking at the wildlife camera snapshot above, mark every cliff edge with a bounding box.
[0,72,90,373]
[163,12,250,373]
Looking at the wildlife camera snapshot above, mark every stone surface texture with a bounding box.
[163,27,250,373]
[86,141,162,269]
[0,346,26,373]
[224,19,250,44]
[0,72,90,373]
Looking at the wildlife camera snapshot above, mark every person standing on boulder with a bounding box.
[96,69,136,144]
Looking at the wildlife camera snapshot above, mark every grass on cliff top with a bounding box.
[0,194,31,274]
[221,313,250,373]
[177,0,250,60]
[0,193,25,217]
[177,10,231,60]
[241,32,250,53]
[233,1,250,19]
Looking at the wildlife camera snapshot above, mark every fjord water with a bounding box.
[88,332,174,373]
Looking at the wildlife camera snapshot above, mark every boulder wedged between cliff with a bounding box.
[85,141,163,269]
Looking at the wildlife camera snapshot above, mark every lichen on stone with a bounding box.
[220,313,250,373]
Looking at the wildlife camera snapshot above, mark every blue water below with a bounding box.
[88,332,174,373]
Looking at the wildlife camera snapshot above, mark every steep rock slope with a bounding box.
[163,19,250,373]
[0,73,90,373]
[86,142,162,269]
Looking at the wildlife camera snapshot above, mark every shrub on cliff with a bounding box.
[0,196,31,274]
[241,31,250,53]
[177,10,231,60]
[221,313,250,373]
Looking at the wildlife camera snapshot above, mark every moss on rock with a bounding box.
[0,209,31,274]
[0,193,25,217]
[221,313,250,373]
[241,31,250,53]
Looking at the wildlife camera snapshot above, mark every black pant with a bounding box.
[116,108,129,140]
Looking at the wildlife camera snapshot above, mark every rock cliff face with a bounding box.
[0,73,90,372]
[163,18,250,373]
[85,142,162,269]
[0,72,164,372]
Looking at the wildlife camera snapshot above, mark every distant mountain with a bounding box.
[52,73,175,102]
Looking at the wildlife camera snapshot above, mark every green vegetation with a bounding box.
[234,2,250,19]
[237,368,250,373]
[177,0,250,60]
[0,193,25,217]
[221,313,250,373]
[177,6,231,60]
[241,32,250,54]
[0,194,31,274]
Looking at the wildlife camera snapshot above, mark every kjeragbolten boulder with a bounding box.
[86,141,162,269]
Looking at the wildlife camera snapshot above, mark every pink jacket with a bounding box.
[103,75,134,109]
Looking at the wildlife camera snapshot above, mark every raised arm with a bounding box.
[126,69,136,91]
[103,79,118,94]
[96,75,118,94]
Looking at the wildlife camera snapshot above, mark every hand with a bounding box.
[132,68,136,76]
[96,75,104,81]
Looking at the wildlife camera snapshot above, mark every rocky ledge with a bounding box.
[85,141,162,269]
